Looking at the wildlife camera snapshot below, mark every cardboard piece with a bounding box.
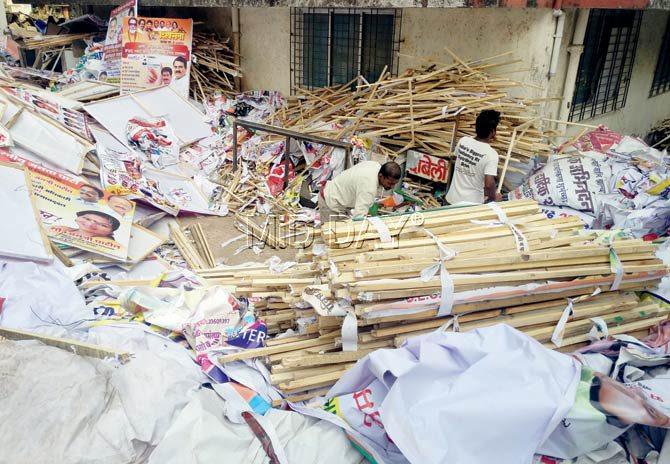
[0,162,51,262]
[84,85,210,149]
[1,152,135,261]
[0,93,91,174]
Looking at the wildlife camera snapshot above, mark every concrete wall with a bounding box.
[204,7,233,37]
[239,8,291,94]
[398,8,557,99]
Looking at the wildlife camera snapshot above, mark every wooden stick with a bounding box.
[0,326,131,362]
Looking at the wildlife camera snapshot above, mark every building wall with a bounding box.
[204,7,233,37]
[398,8,557,100]
[567,9,670,136]
[239,8,291,94]
[237,7,670,135]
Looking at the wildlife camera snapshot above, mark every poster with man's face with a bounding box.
[120,17,193,98]
[102,0,137,83]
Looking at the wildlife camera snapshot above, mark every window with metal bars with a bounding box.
[650,17,670,97]
[569,9,642,122]
[290,8,402,92]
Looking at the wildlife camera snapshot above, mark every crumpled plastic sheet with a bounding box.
[0,337,203,464]
[511,130,669,238]
[148,387,365,464]
[534,331,670,463]
[0,258,91,338]
[305,324,580,464]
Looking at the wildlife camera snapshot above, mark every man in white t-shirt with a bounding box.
[445,110,503,205]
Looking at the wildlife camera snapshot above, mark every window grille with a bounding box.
[650,16,670,97]
[291,8,402,92]
[570,9,641,122]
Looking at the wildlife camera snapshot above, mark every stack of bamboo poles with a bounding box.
[201,200,668,401]
[271,52,559,174]
[190,32,241,101]
[197,260,318,302]
[237,215,321,250]
[215,162,275,215]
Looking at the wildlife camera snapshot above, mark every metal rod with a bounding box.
[232,120,238,171]
[235,119,353,150]
[284,136,291,189]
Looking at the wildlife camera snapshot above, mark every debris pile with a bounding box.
[511,126,670,238]
[646,118,670,151]
[1,33,670,463]
[273,52,555,178]
[190,32,241,100]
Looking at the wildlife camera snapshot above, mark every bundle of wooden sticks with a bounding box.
[195,200,669,401]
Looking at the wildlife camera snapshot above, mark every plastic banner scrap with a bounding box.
[510,152,610,213]
[266,161,295,197]
[126,117,179,168]
[540,333,670,460]
[118,285,267,377]
[314,325,580,464]
[565,126,623,154]
[205,91,284,132]
[514,127,670,238]
[302,285,358,352]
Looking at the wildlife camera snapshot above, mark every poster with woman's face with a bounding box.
[5,153,136,261]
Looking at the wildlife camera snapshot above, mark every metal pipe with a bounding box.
[231,7,241,91]
[558,9,590,125]
[548,9,565,77]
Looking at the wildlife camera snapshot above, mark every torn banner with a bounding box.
[314,325,580,464]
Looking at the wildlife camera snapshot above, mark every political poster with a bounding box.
[92,126,180,215]
[540,365,670,459]
[120,17,193,98]
[102,0,137,83]
[0,151,135,261]
[2,86,92,141]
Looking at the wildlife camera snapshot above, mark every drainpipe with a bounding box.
[548,8,565,77]
[558,8,590,125]
[232,7,241,91]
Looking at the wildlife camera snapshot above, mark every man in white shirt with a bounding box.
[170,56,189,97]
[319,161,401,222]
[445,110,503,205]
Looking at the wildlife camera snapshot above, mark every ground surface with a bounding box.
[177,214,299,266]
